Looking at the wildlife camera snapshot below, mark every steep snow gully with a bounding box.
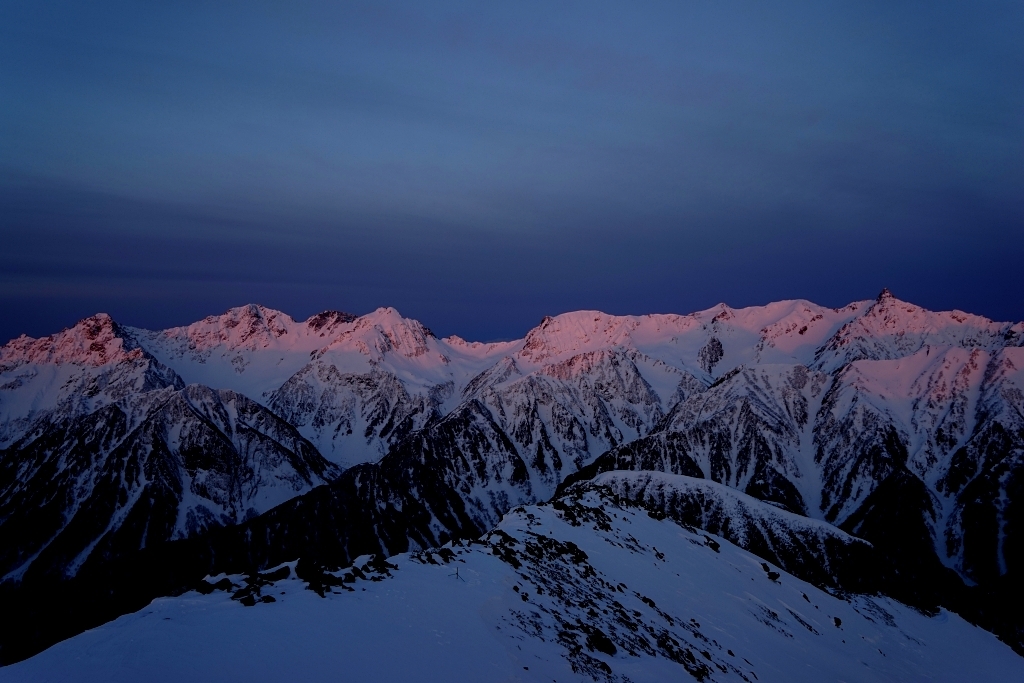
[1,290,1022,680]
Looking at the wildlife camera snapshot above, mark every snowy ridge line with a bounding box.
[2,487,1020,682]
[4,292,1020,470]
[7,291,1019,388]
[586,470,865,543]
[575,470,886,595]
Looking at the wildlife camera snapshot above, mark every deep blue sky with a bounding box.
[2,1,1022,342]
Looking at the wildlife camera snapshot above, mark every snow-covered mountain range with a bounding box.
[1,290,1022,669]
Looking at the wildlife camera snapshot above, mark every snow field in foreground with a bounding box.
[2,491,1021,683]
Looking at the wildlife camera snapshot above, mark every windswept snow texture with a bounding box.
[2,490,1019,683]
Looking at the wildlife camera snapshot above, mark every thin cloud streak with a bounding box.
[1,1,1021,342]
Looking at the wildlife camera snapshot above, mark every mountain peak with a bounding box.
[304,310,357,333]
[863,287,921,318]
[321,307,436,359]
[0,312,141,368]
[220,304,289,327]
[519,310,642,362]
[357,307,416,331]
[162,304,296,352]
[811,289,1016,372]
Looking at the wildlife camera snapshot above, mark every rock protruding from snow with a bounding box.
[303,310,357,334]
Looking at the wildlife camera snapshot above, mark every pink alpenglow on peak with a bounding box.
[0,313,143,370]
[318,307,437,361]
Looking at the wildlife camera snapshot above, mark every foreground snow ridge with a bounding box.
[3,489,1018,683]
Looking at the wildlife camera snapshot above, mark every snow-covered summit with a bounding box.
[126,306,385,400]
[165,304,294,351]
[316,307,437,362]
[0,313,144,371]
[517,310,692,364]
[0,314,182,449]
[138,304,355,352]
[813,289,1022,372]
[512,300,870,377]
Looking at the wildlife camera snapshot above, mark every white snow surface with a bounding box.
[3,490,1019,683]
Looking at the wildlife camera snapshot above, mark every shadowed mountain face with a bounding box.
[1,291,1023,662]
[0,383,340,582]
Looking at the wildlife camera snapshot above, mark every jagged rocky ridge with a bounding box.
[1,290,1023,660]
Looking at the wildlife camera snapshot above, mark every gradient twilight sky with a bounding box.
[1,1,1022,342]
